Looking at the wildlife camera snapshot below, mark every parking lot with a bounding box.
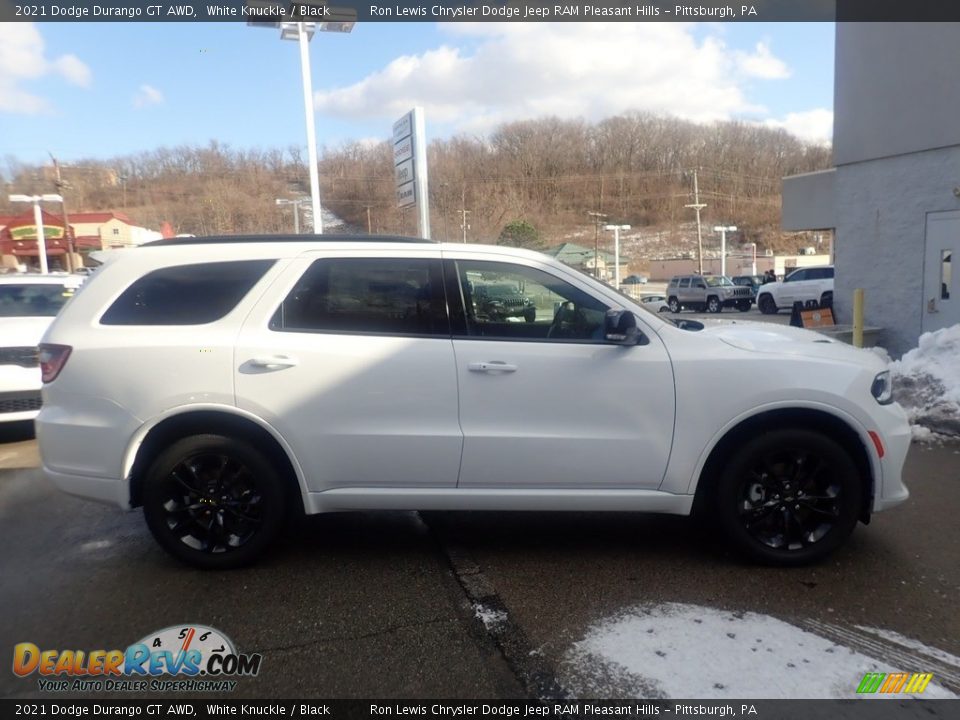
[2,414,958,699]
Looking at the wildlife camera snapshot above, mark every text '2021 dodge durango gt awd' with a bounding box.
[37,236,911,569]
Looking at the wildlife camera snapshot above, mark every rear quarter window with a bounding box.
[100,260,275,325]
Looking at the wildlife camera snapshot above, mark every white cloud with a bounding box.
[0,23,92,114]
[314,23,793,135]
[763,108,834,146]
[133,84,165,109]
[735,41,791,79]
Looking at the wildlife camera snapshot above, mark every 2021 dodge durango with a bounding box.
[37,236,911,569]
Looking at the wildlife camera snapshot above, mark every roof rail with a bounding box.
[141,234,435,247]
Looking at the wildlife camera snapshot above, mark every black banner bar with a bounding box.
[1,700,959,719]
[3,1,960,24]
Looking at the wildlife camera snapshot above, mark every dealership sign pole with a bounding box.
[393,107,430,239]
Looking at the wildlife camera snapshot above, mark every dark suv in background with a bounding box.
[473,282,537,322]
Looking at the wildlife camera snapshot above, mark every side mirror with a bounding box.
[604,309,641,346]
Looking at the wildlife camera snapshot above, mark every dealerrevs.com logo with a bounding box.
[13,625,262,693]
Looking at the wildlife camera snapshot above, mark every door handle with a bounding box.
[249,355,299,369]
[468,361,518,373]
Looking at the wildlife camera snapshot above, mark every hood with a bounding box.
[704,321,885,369]
[0,316,56,347]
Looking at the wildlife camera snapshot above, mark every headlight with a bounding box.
[871,371,894,404]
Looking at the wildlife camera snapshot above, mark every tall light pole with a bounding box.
[248,3,356,234]
[713,225,737,277]
[8,194,63,274]
[276,197,307,234]
[604,224,630,288]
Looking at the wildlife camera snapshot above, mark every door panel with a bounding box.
[923,211,957,334]
[235,254,462,491]
[446,257,676,490]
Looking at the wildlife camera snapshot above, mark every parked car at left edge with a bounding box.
[0,274,84,424]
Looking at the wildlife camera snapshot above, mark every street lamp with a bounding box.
[713,225,737,277]
[248,2,357,234]
[8,193,63,274]
[604,224,630,287]
[276,197,308,234]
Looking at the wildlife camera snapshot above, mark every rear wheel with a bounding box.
[669,297,681,314]
[715,429,862,566]
[142,434,288,570]
[758,294,778,314]
[707,296,722,313]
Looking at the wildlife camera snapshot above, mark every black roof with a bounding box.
[141,234,435,247]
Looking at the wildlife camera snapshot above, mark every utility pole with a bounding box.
[685,169,707,274]
[49,153,75,272]
[459,186,469,243]
[587,211,607,278]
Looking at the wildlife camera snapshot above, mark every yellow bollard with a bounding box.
[852,288,865,348]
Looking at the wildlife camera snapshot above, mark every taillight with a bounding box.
[38,343,72,383]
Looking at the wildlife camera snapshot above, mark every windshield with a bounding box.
[705,276,734,287]
[0,284,72,318]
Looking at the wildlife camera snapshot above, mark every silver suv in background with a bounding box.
[666,274,753,313]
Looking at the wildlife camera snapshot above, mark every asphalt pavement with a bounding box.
[1,419,958,700]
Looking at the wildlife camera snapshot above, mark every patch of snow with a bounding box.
[879,325,960,437]
[561,603,957,699]
[854,625,960,670]
[473,603,508,631]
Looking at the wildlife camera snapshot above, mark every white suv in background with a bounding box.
[0,274,84,424]
[757,266,834,314]
[37,237,909,569]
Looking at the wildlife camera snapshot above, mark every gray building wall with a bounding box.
[835,23,960,165]
[782,169,835,231]
[783,23,960,357]
[834,146,960,356]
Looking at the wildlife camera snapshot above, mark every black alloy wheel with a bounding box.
[669,297,681,314]
[758,294,778,314]
[716,429,862,565]
[142,434,287,569]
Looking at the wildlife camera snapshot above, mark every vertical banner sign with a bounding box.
[393,108,431,239]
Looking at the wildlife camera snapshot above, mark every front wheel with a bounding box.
[523,309,536,323]
[669,297,681,314]
[758,294,778,315]
[142,434,288,570]
[736,300,752,312]
[707,296,722,313]
[715,429,862,566]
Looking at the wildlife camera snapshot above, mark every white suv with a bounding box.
[37,237,910,569]
[0,274,84,424]
[757,266,834,315]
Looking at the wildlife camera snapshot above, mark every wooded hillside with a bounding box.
[1,111,831,256]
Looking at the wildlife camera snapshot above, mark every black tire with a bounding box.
[142,434,288,570]
[523,309,536,323]
[668,297,681,314]
[707,296,722,313]
[820,291,833,308]
[736,300,751,312]
[758,293,778,315]
[715,429,862,566]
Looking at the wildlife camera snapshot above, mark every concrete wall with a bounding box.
[782,169,835,231]
[835,23,960,165]
[834,145,960,356]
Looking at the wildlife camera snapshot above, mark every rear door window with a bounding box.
[269,258,448,337]
[101,260,274,325]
